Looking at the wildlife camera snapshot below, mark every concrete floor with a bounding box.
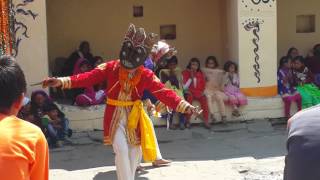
[50,119,287,180]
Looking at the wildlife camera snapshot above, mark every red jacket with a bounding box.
[182,70,206,98]
[63,60,189,144]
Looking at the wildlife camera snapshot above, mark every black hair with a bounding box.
[287,47,298,57]
[43,102,65,118]
[167,56,178,65]
[0,56,26,114]
[292,56,305,65]
[205,56,219,68]
[30,90,52,118]
[186,57,201,72]
[224,61,238,73]
[79,41,90,51]
[278,56,290,70]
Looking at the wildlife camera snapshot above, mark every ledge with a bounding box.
[58,96,297,131]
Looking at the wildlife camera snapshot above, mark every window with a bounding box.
[296,15,315,33]
[160,25,176,40]
[133,6,143,17]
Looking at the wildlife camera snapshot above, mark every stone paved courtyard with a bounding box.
[50,119,287,180]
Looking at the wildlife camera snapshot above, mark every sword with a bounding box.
[30,81,43,87]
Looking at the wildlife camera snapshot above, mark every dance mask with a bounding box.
[120,23,157,69]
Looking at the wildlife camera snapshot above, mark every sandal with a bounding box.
[221,116,227,125]
[232,110,241,117]
[185,122,191,129]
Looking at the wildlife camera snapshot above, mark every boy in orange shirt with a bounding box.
[0,56,49,180]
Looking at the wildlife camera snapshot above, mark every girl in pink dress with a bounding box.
[223,61,247,117]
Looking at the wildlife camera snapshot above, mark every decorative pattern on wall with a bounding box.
[243,18,264,83]
[0,0,37,57]
[11,0,38,57]
[241,0,276,11]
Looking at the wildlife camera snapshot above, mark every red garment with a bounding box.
[182,70,206,98]
[67,60,187,144]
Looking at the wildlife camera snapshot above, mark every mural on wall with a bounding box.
[241,0,275,11]
[11,0,38,57]
[243,18,264,83]
[0,0,37,57]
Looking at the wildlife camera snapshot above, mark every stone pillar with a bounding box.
[13,0,49,96]
[227,0,278,97]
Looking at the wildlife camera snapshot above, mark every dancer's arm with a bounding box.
[43,62,110,89]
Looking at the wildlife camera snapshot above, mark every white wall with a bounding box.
[13,0,49,96]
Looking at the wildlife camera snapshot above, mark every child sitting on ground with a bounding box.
[43,103,72,147]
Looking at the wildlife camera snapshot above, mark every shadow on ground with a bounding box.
[50,119,287,172]
[93,170,149,180]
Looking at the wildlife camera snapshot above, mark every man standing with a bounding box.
[43,24,196,180]
[0,56,49,180]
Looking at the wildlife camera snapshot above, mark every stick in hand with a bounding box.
[186,105,203,116]
[42,77,62,88]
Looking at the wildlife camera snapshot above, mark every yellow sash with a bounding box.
[106,98,157,162]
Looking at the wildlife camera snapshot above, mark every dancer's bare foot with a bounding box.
[152,159,172,167]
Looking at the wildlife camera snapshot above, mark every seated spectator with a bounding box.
[305,44,320,86]
[223,61,247,117]
[30,90,53,131]
[18,102,36,123]
[183,58,210,129]
[43,103,72,148]
[73,59,105,106]
[287,47,300,59]
[202,56,227,124]
[63,41,94,76]
[277,56,302,118]
[159,56,186,130]
[292,56,320,109]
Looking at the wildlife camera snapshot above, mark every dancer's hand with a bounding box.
[145,99,155,112]
[186,105,203,116]
[42,77,62,88]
